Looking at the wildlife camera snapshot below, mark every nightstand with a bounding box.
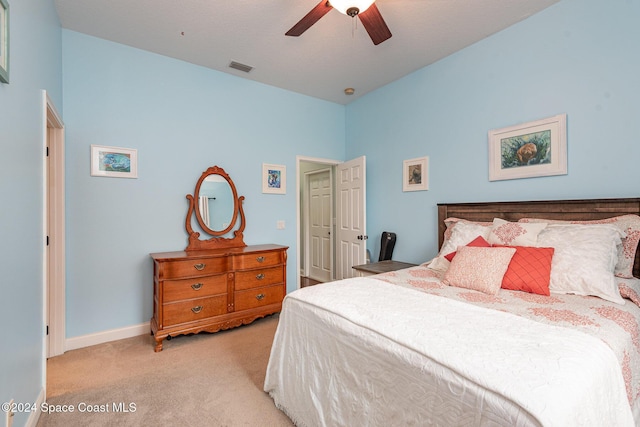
[352,260,417,277]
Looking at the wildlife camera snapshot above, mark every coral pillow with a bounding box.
[443,246,516,295]
[497,246,555,296]
[444,236,491,261]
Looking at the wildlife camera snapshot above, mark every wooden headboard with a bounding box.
[437,198,640,279]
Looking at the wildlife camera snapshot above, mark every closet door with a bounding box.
[308,169,332,282]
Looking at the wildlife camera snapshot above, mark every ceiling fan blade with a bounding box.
[358,3,392,45]
[286,1,333,37]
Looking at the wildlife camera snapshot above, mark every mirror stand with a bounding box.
[185,166,246,251]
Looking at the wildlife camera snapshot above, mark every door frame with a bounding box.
[42,91,65,363]
[296,155,340,289]
[303,167,333,282]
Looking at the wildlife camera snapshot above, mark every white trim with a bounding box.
[25,388,45,427]
[65,322,151,351]
[296,155,340,290]
[41,94,47,390]
[43,91,66,363]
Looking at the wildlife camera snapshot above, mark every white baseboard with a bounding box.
[65,322,150,351]
[26,388,45,427]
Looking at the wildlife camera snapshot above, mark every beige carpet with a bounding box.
[37,315,294,427]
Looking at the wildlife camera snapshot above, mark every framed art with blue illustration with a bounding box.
[90,145,138,178]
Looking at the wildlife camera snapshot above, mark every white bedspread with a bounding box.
[265,278,634,426]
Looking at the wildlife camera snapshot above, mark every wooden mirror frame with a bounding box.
[185,166,246,251]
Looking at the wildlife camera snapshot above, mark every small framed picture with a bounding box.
[90,145,138,178]
[488,113,567,181]
[403,156,428,192]
[262,163,286,194]
[0,0,9,84]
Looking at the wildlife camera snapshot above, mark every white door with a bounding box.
[336,156,367,280]
[307,170,332,282]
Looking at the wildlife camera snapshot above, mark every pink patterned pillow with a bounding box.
[488,218,546,246]
[618,277,640,307]
[520,215,640,278]
[443,246,516,295]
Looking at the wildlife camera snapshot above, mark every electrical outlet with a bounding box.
[276,220,285,230]
[6,399,14,427]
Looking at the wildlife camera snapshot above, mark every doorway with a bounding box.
[305,168,333,282]
[296,155,367,289]
[43,91,65,359]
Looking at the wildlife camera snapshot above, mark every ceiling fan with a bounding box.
[286,0,392,45]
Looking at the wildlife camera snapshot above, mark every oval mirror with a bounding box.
[197,174,235,233]
[194,167,238,236]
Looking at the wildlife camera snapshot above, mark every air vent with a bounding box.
[229,61,253,73]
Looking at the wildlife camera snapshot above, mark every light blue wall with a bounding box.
[0,0,62,425]
[62,30,345,337]
[7,0,638,422]
[347,0,640,265]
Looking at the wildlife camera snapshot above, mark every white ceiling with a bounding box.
[54,0,560,105]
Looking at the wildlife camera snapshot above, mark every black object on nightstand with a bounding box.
[379,231,396,261]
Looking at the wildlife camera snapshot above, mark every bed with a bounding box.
[264,198,640,426]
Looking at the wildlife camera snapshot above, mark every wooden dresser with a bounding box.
[150,244,287,352]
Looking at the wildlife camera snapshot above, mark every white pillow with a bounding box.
[488,218,547,246]
[429,221,493,272]
[520,215,640,278]
[536,224,625,304]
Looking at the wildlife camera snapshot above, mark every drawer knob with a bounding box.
[191,306,203,314]
[256,273,265,280]
[256,256,265,263]
[191,283,203,291]
[194,263,206,271]
[255,293,265,301]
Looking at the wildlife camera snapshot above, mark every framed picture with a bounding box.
[403,156,429,192]
[262,163,286,194]
[0,0,9,83]
[489,113,567,181]
[90,145,138,178]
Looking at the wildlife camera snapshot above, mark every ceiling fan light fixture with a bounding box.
[330,0,375,16]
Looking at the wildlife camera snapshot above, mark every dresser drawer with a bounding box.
[160,257,228,279]
[234,285,284,311]
[163,274,227,303]
[163,295,227,327]
[234,265,284,291]
[234,251,283,270]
